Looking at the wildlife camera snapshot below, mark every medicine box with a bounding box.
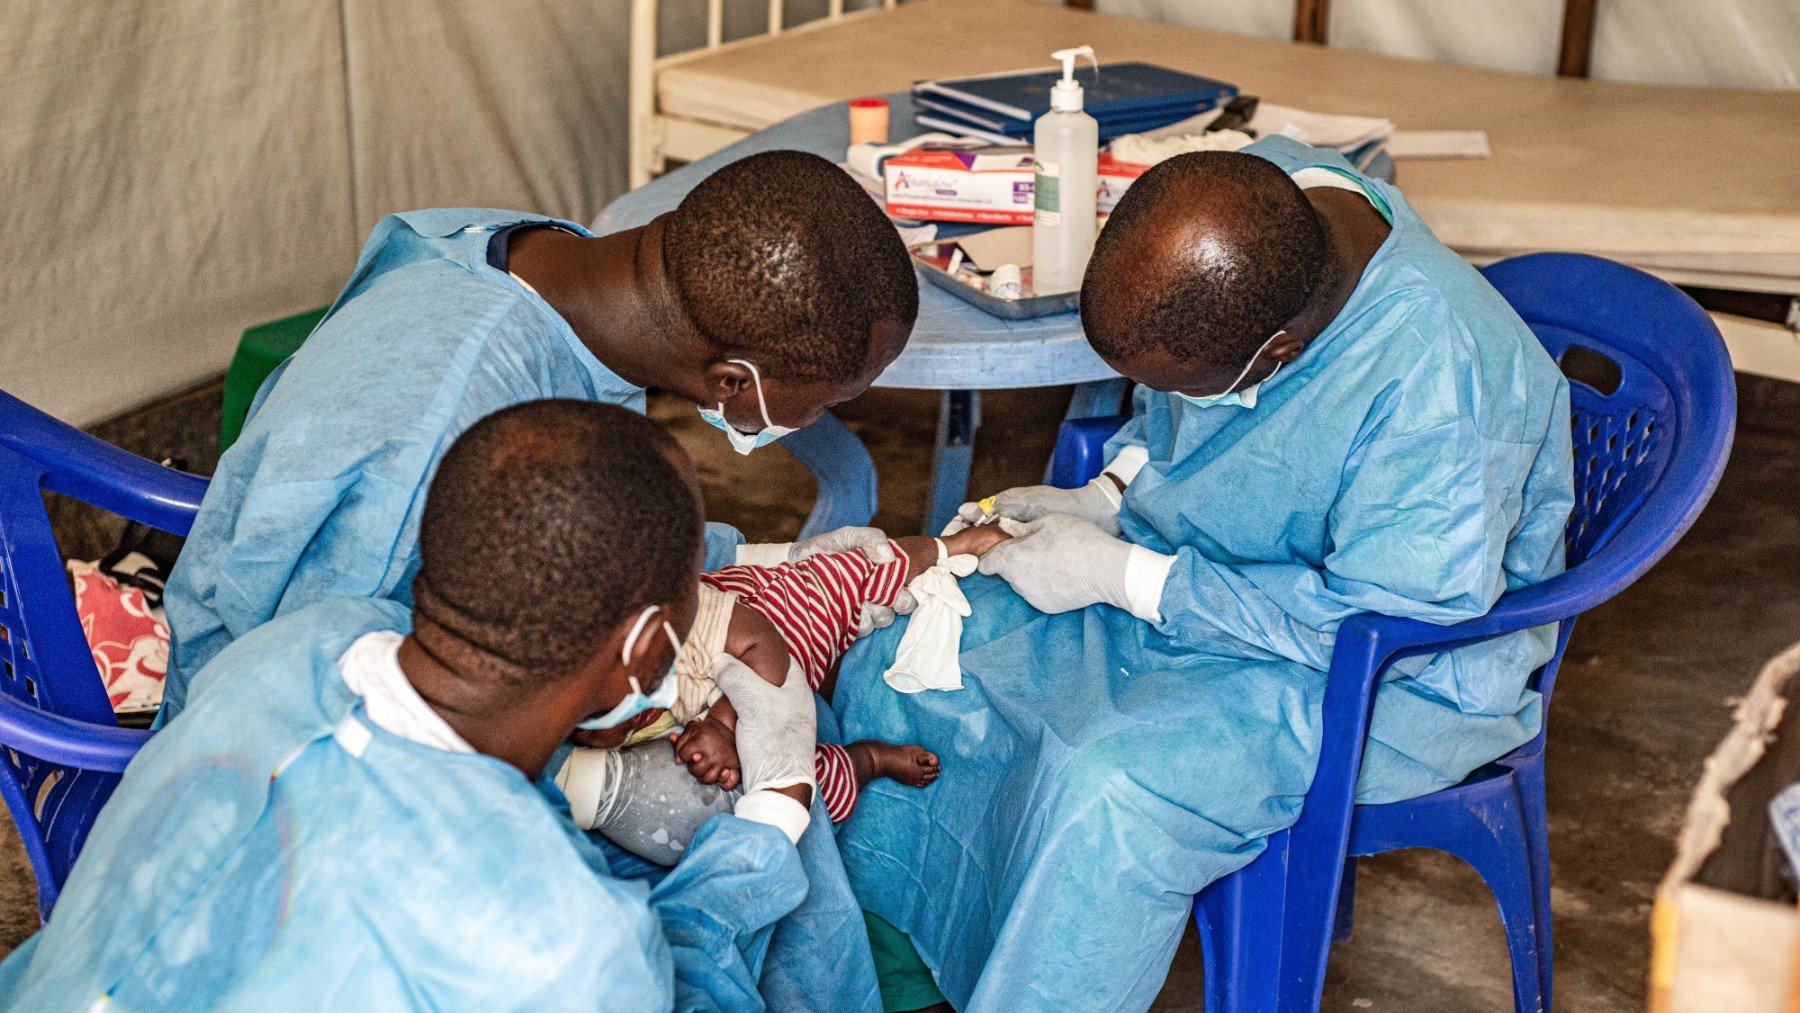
[1096,151,1150,216]
[885,147,1154,225]
[884,146,1036,225]
[1651,641,1800,1012]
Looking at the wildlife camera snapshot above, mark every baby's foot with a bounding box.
[848,740,941,789]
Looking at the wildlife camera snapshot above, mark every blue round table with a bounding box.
[595,93,1128,535]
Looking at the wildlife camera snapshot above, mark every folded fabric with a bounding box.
[884,543,977,693]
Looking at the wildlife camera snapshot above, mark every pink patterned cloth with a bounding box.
[69,561,167,713]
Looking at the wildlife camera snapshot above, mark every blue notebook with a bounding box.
[913,62,1237,125]
[914,95,1202,143]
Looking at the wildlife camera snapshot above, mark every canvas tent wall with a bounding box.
[2,0,1795,428]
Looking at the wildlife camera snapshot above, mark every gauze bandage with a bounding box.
[884,539,977,693]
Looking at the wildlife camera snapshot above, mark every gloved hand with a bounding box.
[976,514,1173,623]
[852,587,920,639]
[944,478,1123,537]
[795,525,897,564]
[738,525,897,567]
[713,654,816,844]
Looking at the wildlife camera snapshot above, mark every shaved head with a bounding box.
[663,150,918,384]
[412,400,701,690]
[1081,151,1331,376]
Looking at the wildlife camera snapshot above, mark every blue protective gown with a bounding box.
[162,208,743,719]
[154,210,878,1011]
[0,599,804,1011]
[834,137,1576,1011]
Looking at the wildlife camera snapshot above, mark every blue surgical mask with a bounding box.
[576,605,683,731]
[698,359,796,455]
[1174,331,1287,410]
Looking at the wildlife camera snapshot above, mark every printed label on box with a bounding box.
[885,147,1153,225]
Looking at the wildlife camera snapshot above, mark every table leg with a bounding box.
[925,389,980,535]
[1045,378,1131,481]
[781,409,878,540]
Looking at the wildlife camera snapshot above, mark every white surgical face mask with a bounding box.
[1173,331,1287,410]
[575,605,682,731]
[698,359,796,455]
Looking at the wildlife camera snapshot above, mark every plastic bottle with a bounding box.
[1031,46,1100,295]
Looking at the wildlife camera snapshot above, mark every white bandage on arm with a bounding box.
[1103,444,1150,487]
[736,542,794,567]
[735,789,812,845]
[555,747,623,831]
[1122,544,1177,624]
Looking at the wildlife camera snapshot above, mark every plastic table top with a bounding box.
[594,93,1120,392]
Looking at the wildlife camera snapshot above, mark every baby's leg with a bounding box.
[560,739,740,866]
[847,741,940,790]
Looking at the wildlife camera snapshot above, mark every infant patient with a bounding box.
[557,524,1008,865]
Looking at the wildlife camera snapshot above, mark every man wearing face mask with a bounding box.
[162,148,919,723]
[834,140,1575,1011]
[0,402,820,1010]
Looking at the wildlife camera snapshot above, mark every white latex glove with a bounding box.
[713,654,816,844]
[852,586,920,638]
[884,546,977,693]
[793,526,897,564]
[977,514,1174,623]
[945,478,1123,537]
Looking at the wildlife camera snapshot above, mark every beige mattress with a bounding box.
[660,0,1800,292]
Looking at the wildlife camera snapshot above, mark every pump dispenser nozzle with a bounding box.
[1049,46,1098,112]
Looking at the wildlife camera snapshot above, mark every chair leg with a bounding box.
[1392,785,1547,1013]
[924,390,979,535]
[1197,866,1283,1013]
[1194,830,1343,1013]
[1510,757,1554,1010]
[1332,857,1357,942]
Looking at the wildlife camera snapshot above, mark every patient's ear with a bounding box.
[701,360,755,404]
[1265,331,1306,363]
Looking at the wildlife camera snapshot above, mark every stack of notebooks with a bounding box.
[913,62,1239,145]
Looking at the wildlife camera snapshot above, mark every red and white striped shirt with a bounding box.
[701,544,910,693]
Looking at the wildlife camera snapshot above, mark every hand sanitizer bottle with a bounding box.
[1032,46,1099,295]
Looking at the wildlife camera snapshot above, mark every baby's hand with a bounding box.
[673,717,742,792]
[941,522,1013,559]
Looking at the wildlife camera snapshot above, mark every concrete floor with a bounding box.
[4,377,1797,1011]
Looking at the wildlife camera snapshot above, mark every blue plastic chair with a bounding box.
[0,389,208,919]
[1047,253,1736,1012]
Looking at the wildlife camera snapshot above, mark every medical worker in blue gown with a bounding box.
[835,138,1576,1011]
[0,402,826,1011]
[165,149,917,714]
[158,150,916,1011]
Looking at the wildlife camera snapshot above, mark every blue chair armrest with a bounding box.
[1049,415,1131,489]
[0,389,208,536]
[0,695,150,773]
[1344,573,1585,664]
[1296,575,1585,866]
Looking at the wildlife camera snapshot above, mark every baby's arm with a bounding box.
[891,526,1011,575]
[720,599,791,687]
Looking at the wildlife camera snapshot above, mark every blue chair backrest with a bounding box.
[1482,255,1703,567]
[1478,255,1736,705]
[0,388,206,917]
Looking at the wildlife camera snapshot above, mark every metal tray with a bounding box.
[910,240,1079,320]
